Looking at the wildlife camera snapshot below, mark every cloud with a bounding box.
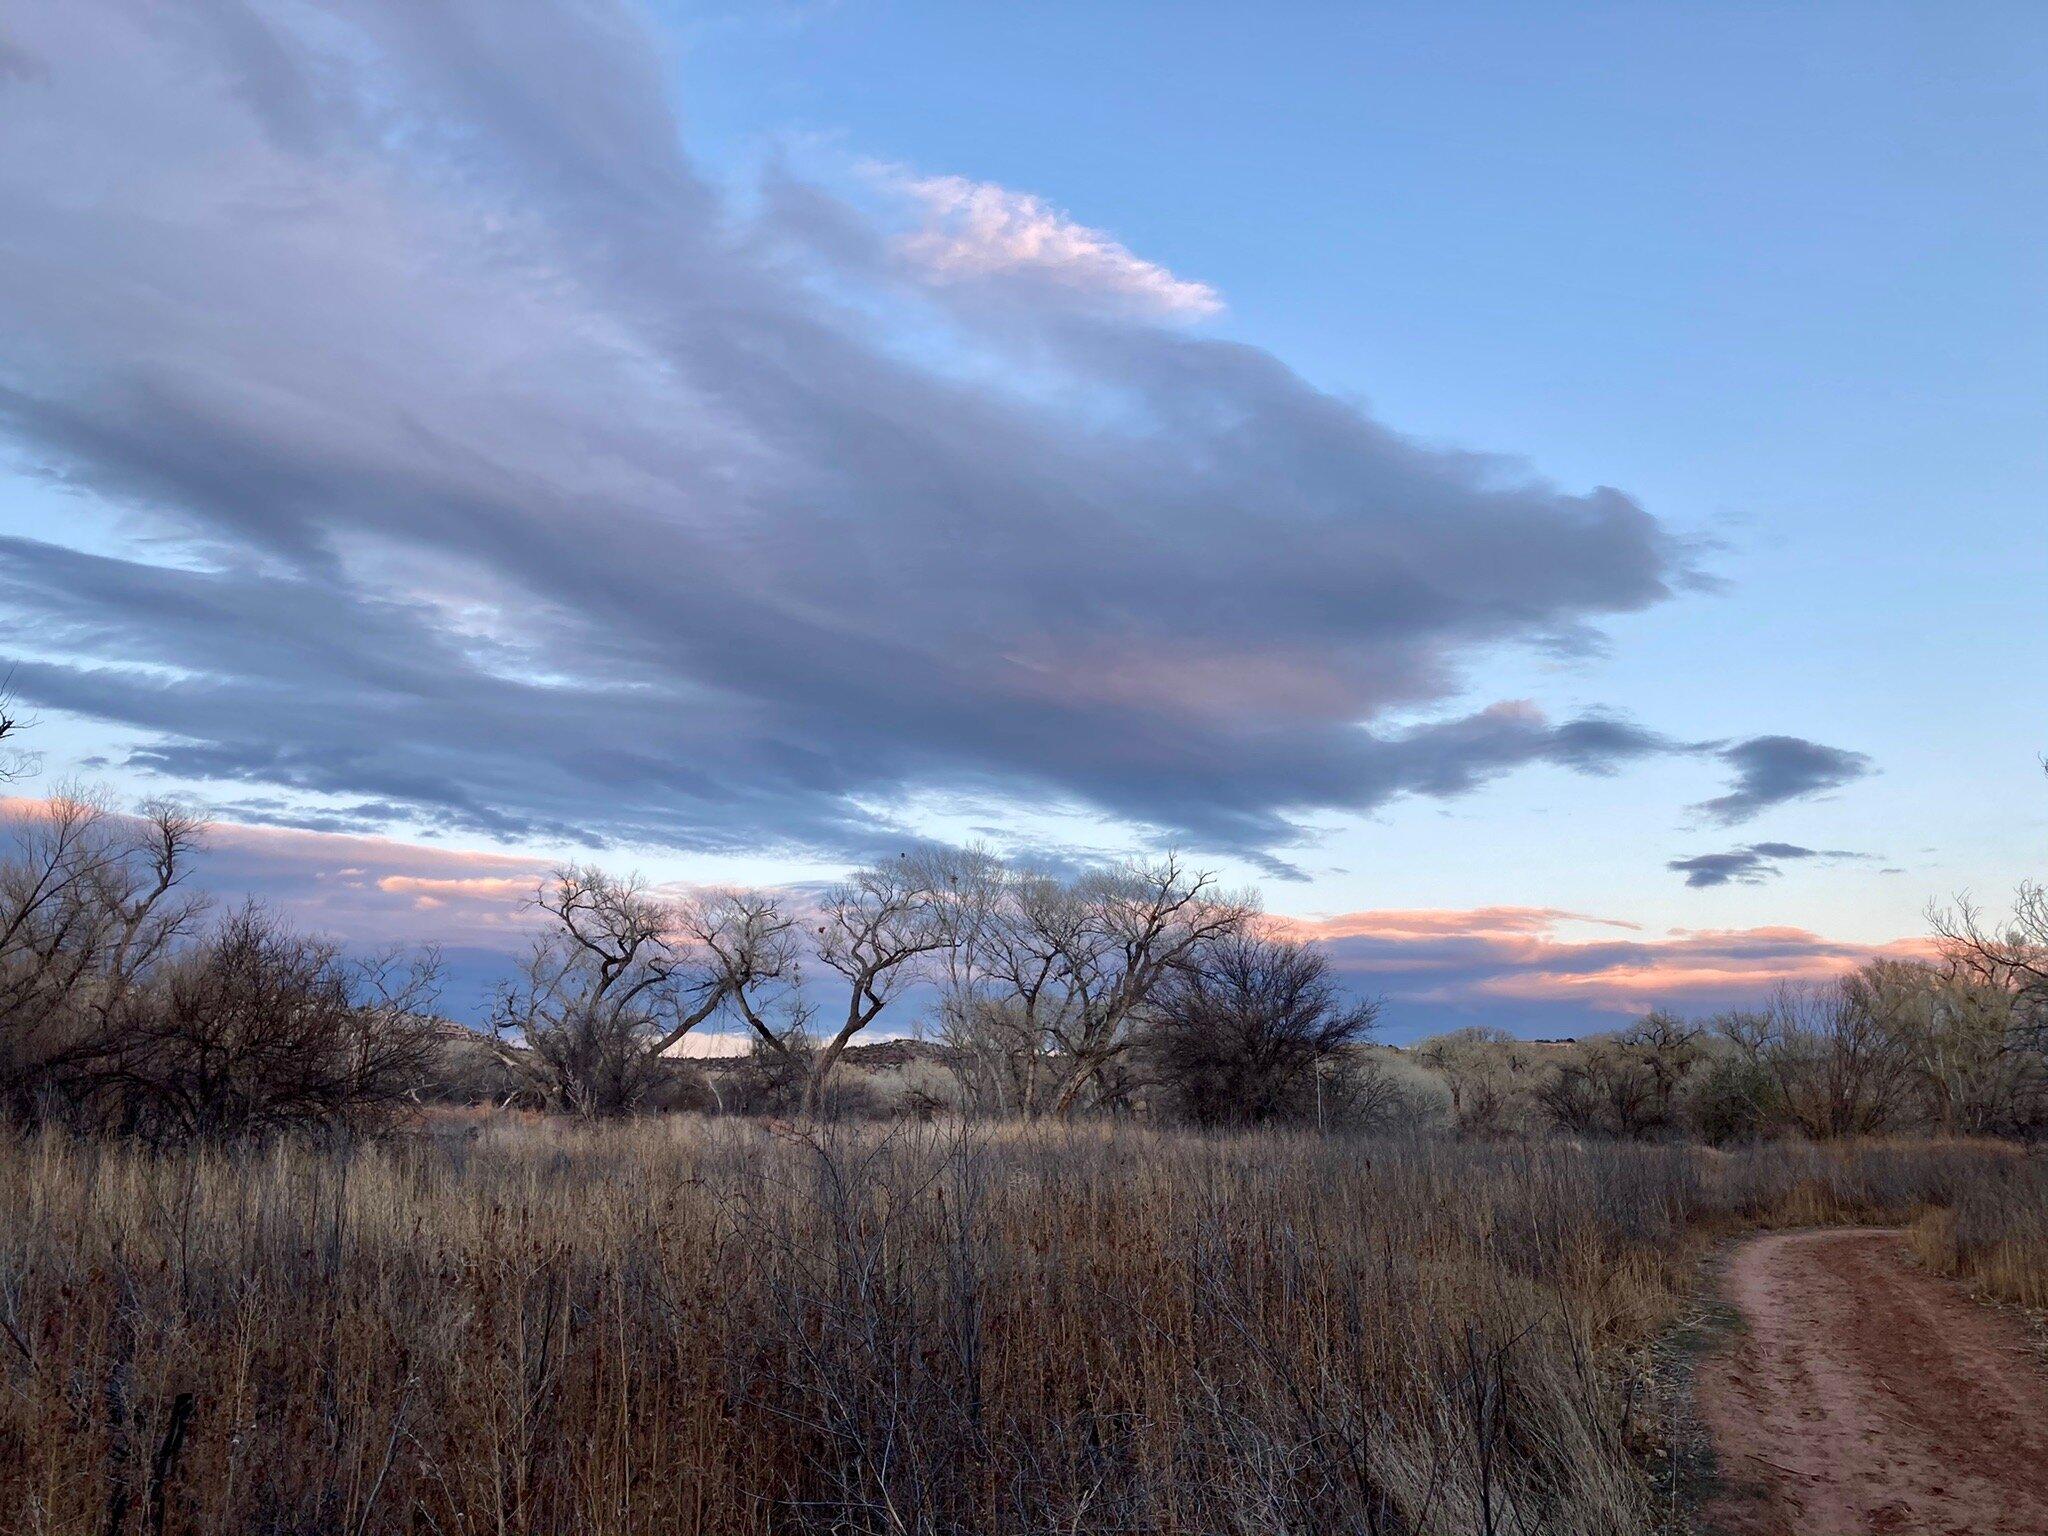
[1277,906,1934,1040]
[1666,840,1870,888]
[0,1,1856,863]
[884,170,1224,318]
[1694,736,1874,825]
[181,821,550,949]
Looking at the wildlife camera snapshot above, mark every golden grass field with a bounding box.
[1,1118,2041,1535]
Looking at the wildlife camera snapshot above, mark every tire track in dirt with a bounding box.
[1697,1227,2048,1536]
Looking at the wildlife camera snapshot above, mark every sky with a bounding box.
[1,1,2041,1039]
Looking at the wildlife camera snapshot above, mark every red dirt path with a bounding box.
[1697,1227,2048,1536]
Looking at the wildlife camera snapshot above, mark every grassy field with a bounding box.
[0,1119,2042,1536]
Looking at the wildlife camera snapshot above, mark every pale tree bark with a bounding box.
[491,867,797,1115]
[805,850,973,1114]
[1043,853,1256,1117]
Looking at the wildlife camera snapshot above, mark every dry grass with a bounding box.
[1905,1144,2048,1309]
[0,1119,2041,1536]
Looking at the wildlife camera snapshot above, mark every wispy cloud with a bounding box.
[883,169,1223,319]
[0,1,1865,865]
[1667,840,1871,888]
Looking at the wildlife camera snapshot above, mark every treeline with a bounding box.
[0,791,444,1139]
[466,849,1388,1126]
[4,702,2045,1144]
[0,761,1382,1138]
[1411,949,2048,1143]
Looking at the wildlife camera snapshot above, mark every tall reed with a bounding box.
[0,1120,2039,1535]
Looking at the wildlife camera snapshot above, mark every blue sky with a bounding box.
[1,1,2041,1035]
[654,0,2048,929]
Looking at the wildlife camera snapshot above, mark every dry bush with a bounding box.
[1404,960,2048,1145]
[1139,930,1379,1127]
[1410,1028,1550,1137]
[1,1119,2041,1535]
[1907,1141,2048,1308]
[98,906,442,1142]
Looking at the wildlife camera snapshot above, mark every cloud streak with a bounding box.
[0,1,1863,863]
[1667,840,1870,888]
[1278,906,1934,1039]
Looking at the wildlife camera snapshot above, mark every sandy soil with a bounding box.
[1696,1227,2048,1536]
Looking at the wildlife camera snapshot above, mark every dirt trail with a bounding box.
[1697,1227,2048,1536]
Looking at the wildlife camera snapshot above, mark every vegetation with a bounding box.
[4,712,2048,1530]
[1409,957,2048,1144]
[0,1118,2041,1536]
[4,694,2044,1140]
[0,788,439,1141]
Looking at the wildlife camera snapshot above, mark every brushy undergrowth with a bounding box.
[0,1119,2041,1536]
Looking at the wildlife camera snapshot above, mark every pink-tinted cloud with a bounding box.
[1276,905,1938,1039]
[0,802,555,949]
[886,170,1224,319]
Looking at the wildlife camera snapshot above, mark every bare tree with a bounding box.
[1900,963,2047,1136]
[1933,886,2048,1051]
[936,860,1084,1117]
[801,851,968,1114]
[0,685,30,782]
[1413,1028,1545,1138]
[1534,1014,1702,1140]
[1537,1040,1652,1138]
[932,852,1255,1117]
[1140,929,1379,1126]
[1733,978,1913,1139]
[1046,855,1255,1116]
[1621,1009,1704,1125]
[491,867,797,1115]
[95,799,210,998]
[692,889,814,1065]
[0,789,209,1117]
[0,777,433,1139]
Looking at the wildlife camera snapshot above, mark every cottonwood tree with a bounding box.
[1541,1009,1709,1139]
[936,859,1088,1116]
[1048,855,1256,1115]
[1915,757,2048,1128]
[1718,978,1913,1139]
[1538,1038,1654,1138]
[492,867,798,1115]
[1412,1028,1545,1137]
[1897,963,2047,1136]
[937,852,1255,1117]
[1934,887,2048,1049]
[792,851,971,1113]
[1623,1009,1705,1125]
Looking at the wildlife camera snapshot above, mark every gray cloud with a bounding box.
[0,1,1857,861]
[1694,736,1874,826]
[1667,840,1870,888]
